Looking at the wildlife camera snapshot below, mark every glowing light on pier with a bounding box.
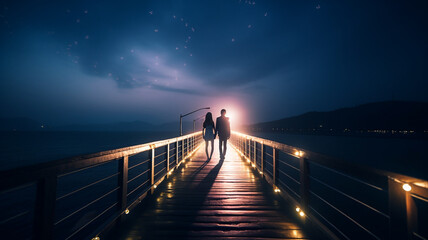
[295,206,305,217]
[402,183,412,192]
[294,151,304,157]
[274,187,280,193]
[125,209,130,214]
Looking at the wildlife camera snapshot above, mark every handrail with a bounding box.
[232,131,428,184]
[231,131,428,240]
[0,132,203,240]
[0,132,200,192]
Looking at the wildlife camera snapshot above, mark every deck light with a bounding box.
[252,163,255,168]
[154,184,157,189]
[274,187,280,193]
[296,207,300,212]
[299,211,305,217]
[402,183,412,192]
[92,237,100,240]
[295,151,304,157]
[125,209,130,214]
[259,171,263,174]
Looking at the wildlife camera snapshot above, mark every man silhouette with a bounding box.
[215,109,231,159]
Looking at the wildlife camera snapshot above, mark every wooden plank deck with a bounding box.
[107,142,311,240]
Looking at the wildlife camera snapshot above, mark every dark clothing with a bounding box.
[203,121,214,128]
[219,138,227,159]
[215,116,230,140]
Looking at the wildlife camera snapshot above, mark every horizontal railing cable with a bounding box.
[310,161,385,191]
[56,173,120,201]
[55,187,119,226]
[126,179,150,197]
[128,159,150,170]
[127,169,150,184]
[310,176,389,218]
[0,211,29,225]
[64,202,118,240]
[310,191,381,240]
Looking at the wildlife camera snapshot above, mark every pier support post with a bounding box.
[34,175,57,240]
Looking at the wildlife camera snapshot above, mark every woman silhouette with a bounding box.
[202,112,216,160]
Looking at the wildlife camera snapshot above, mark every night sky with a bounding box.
[1,0,427,125]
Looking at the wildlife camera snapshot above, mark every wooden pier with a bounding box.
[108,143,309,239]
[1,131,427,240]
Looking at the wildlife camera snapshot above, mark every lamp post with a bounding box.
[180,107,210,136]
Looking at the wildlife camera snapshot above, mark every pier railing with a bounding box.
[230,131,428,240]
[0,132,203,240]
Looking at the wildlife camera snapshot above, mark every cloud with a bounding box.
[1,0,292,94]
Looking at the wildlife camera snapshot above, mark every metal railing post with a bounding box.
[186,138,189,156]
[117,155,128,221]
[166,143,170,173]
[176,140,179,166]
[388,177,408,239]
[33,175,57,240]
[254,141,257,166]
[300,157,310,212]
[261,143,264,174]
[150,147,155,193]
[273,148,277,185]
[181,139,184,161]
[247,139,250,158]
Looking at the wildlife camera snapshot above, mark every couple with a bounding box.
[202,109,231,160]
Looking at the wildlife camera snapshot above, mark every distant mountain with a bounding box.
[0,117,43,131]
[250,101,428,133]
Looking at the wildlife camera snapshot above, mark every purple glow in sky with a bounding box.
[0,0,427,125]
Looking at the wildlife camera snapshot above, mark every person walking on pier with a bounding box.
[202,112,216,160]
[215,109,231,159]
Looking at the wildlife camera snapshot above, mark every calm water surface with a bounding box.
[0,131,176,170]
[253,132,428,179]
[1,131,427,179]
